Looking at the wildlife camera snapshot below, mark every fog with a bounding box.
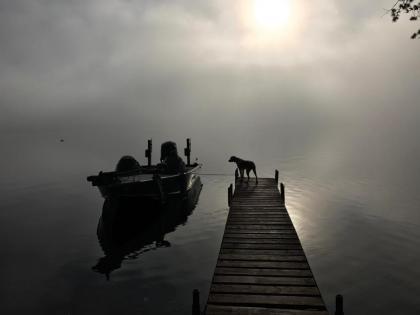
[1,2,420,314]
[0,0,419,180]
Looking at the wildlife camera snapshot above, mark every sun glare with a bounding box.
[253,0,291,31]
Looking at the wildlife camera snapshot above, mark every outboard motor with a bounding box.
[115,156,141,172]
[160,141,178,162]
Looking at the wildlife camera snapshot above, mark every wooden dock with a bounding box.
[203,174,329,315]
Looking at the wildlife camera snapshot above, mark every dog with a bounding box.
[228,156,258,184]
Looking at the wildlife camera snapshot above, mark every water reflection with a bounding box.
[92,177,203,279]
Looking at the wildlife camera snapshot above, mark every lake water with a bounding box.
[1,0,420,312]
[1,130,420,315]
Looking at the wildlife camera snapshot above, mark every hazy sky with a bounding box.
[0,0,419,172]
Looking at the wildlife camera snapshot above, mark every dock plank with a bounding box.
[223,234,298,239]
[214,268,312,277]
[217,260,309,269]
[208,294,325,308]
[221,243,302,250]
[228,219,293,223]
[213,275,316,286]
[210,284,320,296]
[223,238,300,244]
[218,255,306,263]
[220,249,304,256]
[206,305,328,315]
[224,230,297,235]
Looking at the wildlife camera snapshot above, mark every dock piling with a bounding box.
[275,169,279,184]
[227,184,233,207]
[280,182,285,203]
[184,138,191,166]
[192,289,200,315]
[145,139,152,167]
[335,294,344,315]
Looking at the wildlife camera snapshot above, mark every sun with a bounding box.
[253,0,292,31]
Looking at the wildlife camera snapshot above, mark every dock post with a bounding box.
[192,289,200,315]
[184,138,191,166]
[275,169,279,184]
[280,182,285,203]
[335,294,344,315]
[145,139,152,167]
[228,184,233,207]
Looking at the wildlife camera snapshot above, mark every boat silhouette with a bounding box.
[87,139,201,203]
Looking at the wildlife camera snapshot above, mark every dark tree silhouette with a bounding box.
[388,0,420,38]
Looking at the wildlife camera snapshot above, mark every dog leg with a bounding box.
[246,169,250,182]
[240,169,244,181]
[253,167,258,184]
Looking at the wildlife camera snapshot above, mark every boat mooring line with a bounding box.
[196,173,233,176]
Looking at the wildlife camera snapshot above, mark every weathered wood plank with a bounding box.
[230,205,284,207]
[229,210,287,212]
[223,234,297,239]
[228,213,289,216]
[214,267,312,277]
[227,220,293,225]
[230,204,286,207]
[227,223,293,227]
[231,200,283,203]
[228,216,292,220]
[228,215,290,218]
[230,206,286,209]
[217,260,309,269]
[206,305,329,315]
[220,249,304,256]
[232,200,282,202]
[212,275,315,286]
[228,216,289,219]
[229,210,287,213]
[227,225,294,230]
[231,195,282,197]
[228,217,292,221]
[229,209,287,212]
[231,201,283,204]
[210,284,320,296]
[227,221,292,225]
[224,230,297,235]
[228,219,292,223]
[221,243,302,250]
[218,254,306,262]
[234,199,283,201]
[223,238,300,244]
[208,293,325,308]
[230,204,285,206]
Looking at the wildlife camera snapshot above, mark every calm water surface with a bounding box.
[1,137,420,314]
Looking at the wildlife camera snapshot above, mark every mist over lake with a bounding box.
[1,0,419,314]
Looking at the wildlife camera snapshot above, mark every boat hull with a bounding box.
[88,164,202,202]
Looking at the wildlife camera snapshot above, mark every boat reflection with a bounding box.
[92,177,202,279]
